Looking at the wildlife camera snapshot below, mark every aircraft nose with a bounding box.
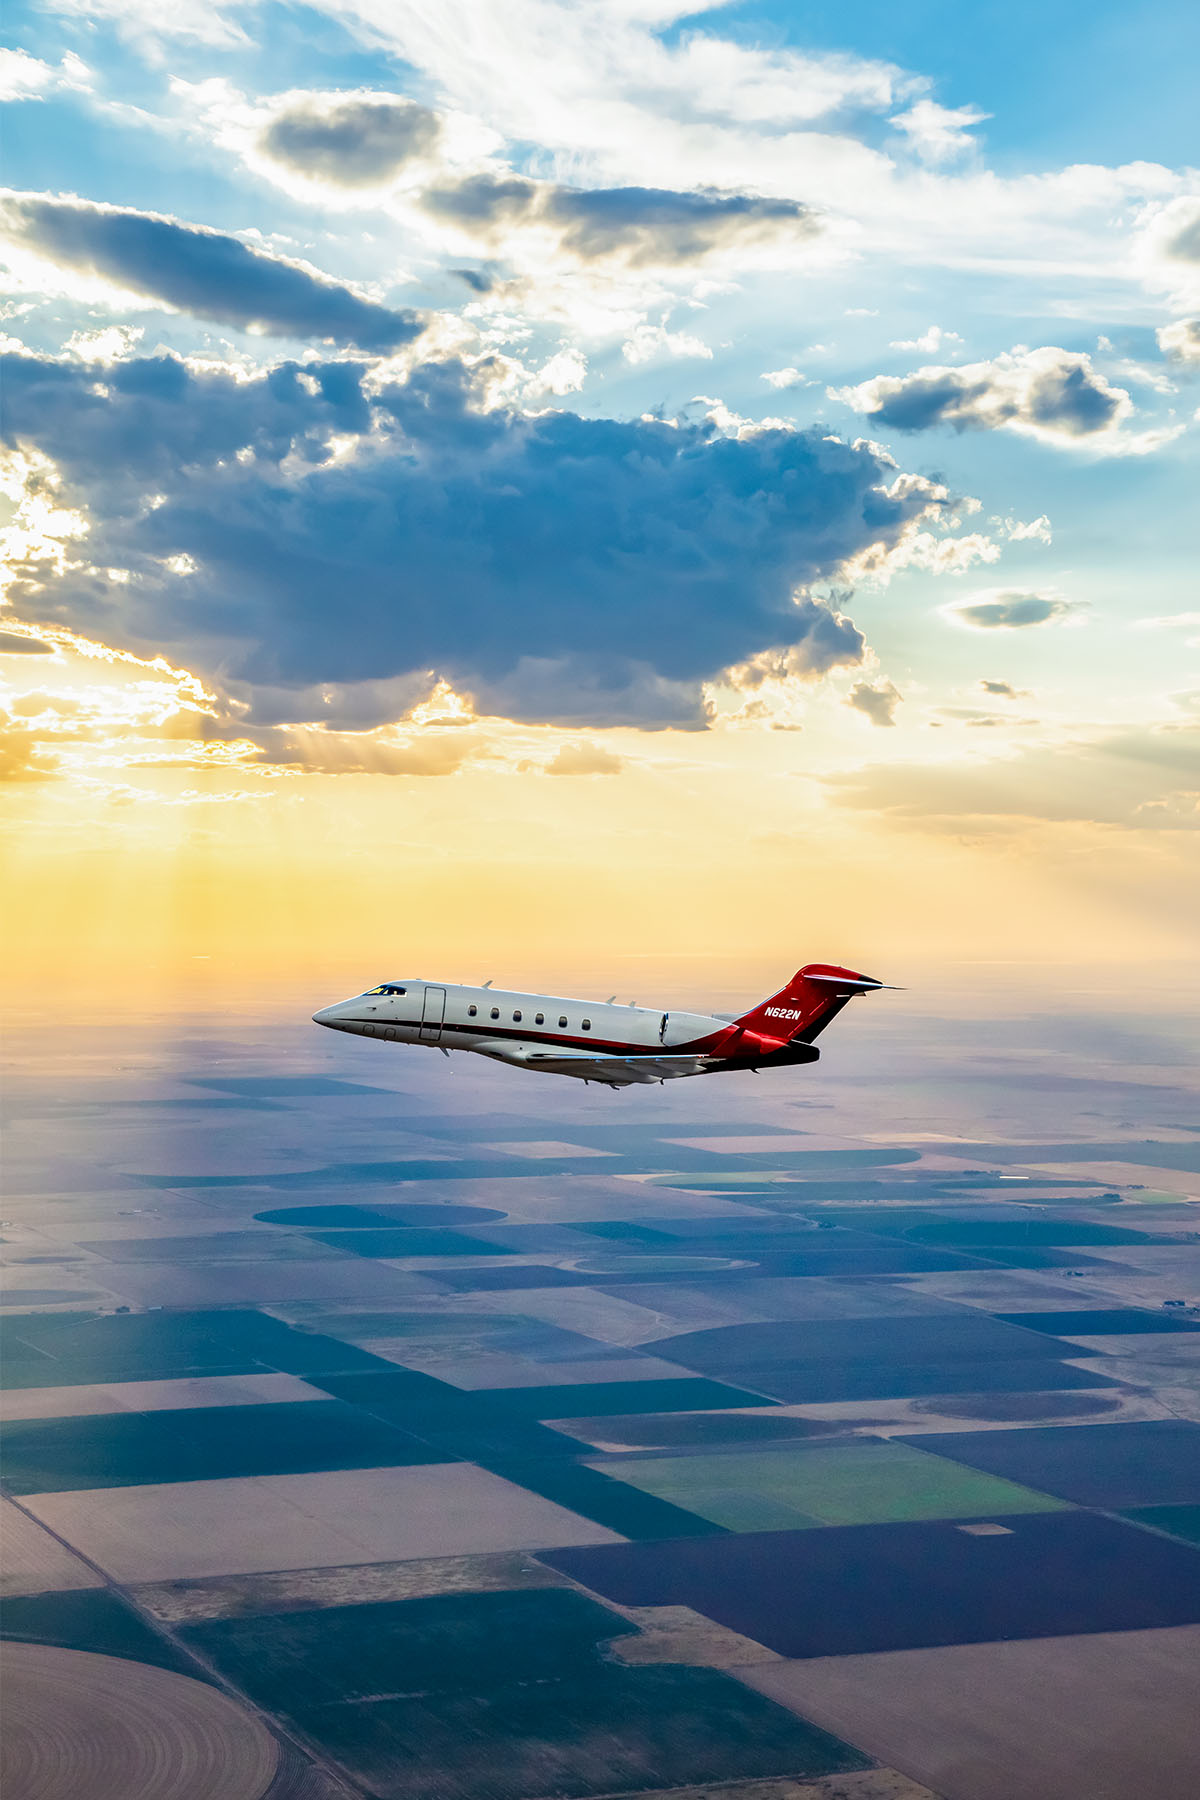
[312,1003,344,1027]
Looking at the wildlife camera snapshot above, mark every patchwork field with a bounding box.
[4,1008,1199,1799]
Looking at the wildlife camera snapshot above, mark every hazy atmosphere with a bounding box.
[2,5,1198,1800]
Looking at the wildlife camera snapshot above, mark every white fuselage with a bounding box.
[313,979,725,1064]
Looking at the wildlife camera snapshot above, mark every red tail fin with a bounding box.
[736,962,886,1044]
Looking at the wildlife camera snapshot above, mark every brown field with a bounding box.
[582,1775,939,1800]
[0,1497,103,1596]
[0,1642,278,1800]
[0,1373,324,1422]
[742,1624,1200,1800]
[138,1551,569,1622]
[23,1462,623,1582]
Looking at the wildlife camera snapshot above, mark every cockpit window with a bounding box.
[364,984,406,996]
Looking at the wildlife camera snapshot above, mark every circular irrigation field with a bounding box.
[0,1642,279,1800]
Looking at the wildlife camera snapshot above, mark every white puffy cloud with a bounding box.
[0,48,91,102]
[890,99,989,163]
[1157,318,1200,364]
[621,322,711,364]
[889,325,961,353]
[1137,194,1200,310]
[832,346,1177,454]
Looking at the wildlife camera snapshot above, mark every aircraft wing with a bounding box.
[521,1050,713,1086]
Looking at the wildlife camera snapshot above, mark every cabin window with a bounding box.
[513,1010,522,1022]
[490,1007,500,1020]
[467,1005,477,1017]
[558,1015,568,1028]
[535,1012,544,1025]
[581,1019,592,1031]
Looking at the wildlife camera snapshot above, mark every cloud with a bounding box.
[829,725,1200,831]
[1157,318,1200,364]
[889,326,962,353]
[0,48,91,102]
[621,323,711,363]
[890,100,988,164]
[0,721,57,780]
[420,173,819,269]
[0,347,949,729]
[0,192,424,352]
[1138,196,1200,310]
[833,346,1154,451]
[542,739,624,775]
[259,95,441,187]
[266,726,476,776]
[980,679,1026,699]
[0,630,54,654]
[761,367,811,390]
[847,679,901,726]
[942,590,1079,630]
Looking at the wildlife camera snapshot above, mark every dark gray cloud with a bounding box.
[1,348,944,728]
[847,679,901,726]
[0,630,53,653]
[260,96,440,187]
[0,193,423,352]
[947,592,1074,630]
[422,174,816,266]
[837,347,1129,443]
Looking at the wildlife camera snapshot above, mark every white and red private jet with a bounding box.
[313,963,889,1089]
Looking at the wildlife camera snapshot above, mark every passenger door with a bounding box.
[420,985,446,1043]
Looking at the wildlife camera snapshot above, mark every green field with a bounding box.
[589,1438,1069,1531]
[0,1401,434,1493]
[183,1588,869,1800]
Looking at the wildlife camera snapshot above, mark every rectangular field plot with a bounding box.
[0,1372,325,1422]
[484,1379,779,1418]
[899,1420,1200,1507]
[0,1307,401,1390]
[586,1440,1067,1532]
[0,1400,436,1493]
[744,1625,1200,1800]
[710,1360,1120,1405]
[184,1588,869,1800]
[24,1462,623,1583]
[649,1316,1081,1375]
[0,1496,103,1595]
[542,1510,1200,1658]
[994,1310,1200,1336]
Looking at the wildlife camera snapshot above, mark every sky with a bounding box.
[1,0,1197,1008]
